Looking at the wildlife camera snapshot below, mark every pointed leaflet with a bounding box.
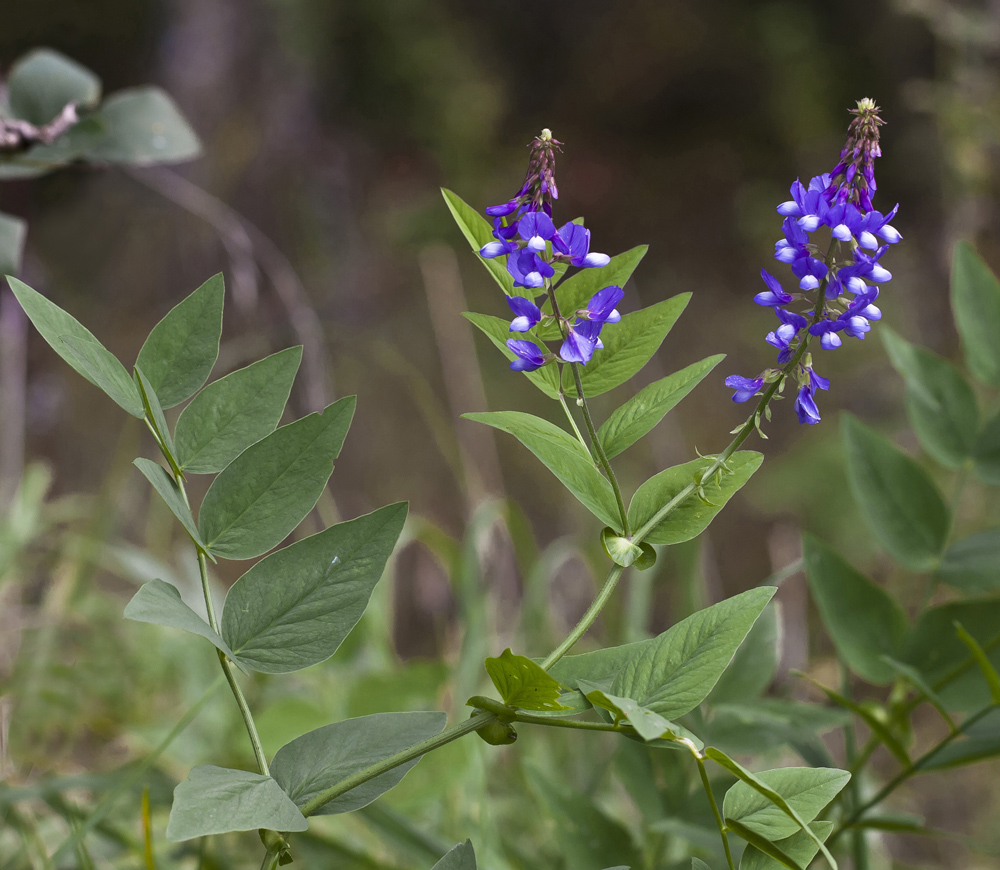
[441,188,515,296]
[432,841,477,870]
[629,452,763,545]
[124,579,236,660]
[553,245,648,314]
[485,649,568,711]
[951,241,1000,386]
[174,347,302,473]
[7,49,101,126]
[737,821,834,870]
[87,87,202,165]
[841,415,948,572]
[939,529,1000,593]
[723,767,849,840]
[580,683,703,748]
[136,274,224,409]
[563,295,691,397]
[803,534,908,684]
[198,397,356,560]
[166,765,307,841]
[133,459,210,553]
[221,503,407,673]
[60,335,145,417]
[598,355,725,459]
[463,411,622,531]
[706,602,780,705]
[271,712,446,815]
[881,327,978,468]
[973,413,1000,485]
[463,313,560,399]
[134,366,178,467]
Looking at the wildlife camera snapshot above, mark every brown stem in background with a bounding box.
[0,288,26,506]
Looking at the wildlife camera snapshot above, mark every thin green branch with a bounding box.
[697,756,736,870]
[540,564,624,671]
[558,388,590,454]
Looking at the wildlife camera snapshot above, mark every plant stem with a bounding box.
[468,695,637,734]
[697,756,736,870]
[260,850,280,870]
[540,564,624,671]
[558,388,590,453]
[570,362,630,536]
[300,712,496,817]
[841,663,870,870]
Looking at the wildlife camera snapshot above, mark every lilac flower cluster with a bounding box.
[726,99,901,424]
[478,130,624,371]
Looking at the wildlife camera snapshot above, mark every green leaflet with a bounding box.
[123,578,236,661]
[598,355,725,458]
[133,458,209,553]
[86,87,202,164]
[881,326,978,468]
[431,841,477,870]
[174,347,302,473]
[737,821,834,870]
[580,683,703,748]
[463,410,622,530]
[553,245,648,314]
[939,529,1000,593]
[165,765,307,841]
[973,412,1000,486]
[198,397,356,560]
[441,188,516,296]
[951,241,1000,386]
[134,366,178,468]
[919,707,1000,770]
[135,274,224,408]
[221,503,407,673]
[7,48,101,126]
[706,602,780,705]
[484,649,568,711]
[271,711,446,815]
[563,294,691,397]
[841,414,948,572]
[803,534,908,684]
[628,452,763,545]
[463,312,560,399]
[61,335,145,417]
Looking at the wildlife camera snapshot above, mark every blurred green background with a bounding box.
[2,1,1000,868]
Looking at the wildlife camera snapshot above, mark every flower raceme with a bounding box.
[727,98,901,424]
[478,129,623,371]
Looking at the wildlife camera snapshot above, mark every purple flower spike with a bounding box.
[518,212,557,252]
[581,285,624,324]
[755,269,793,307]
[553,222,610,268]
[725,375,765,403]
[486,200,520,217]
[480,240,517,259]
[506,339,546,372]
[794,385,821,424]
[560,319,604,364]
[507,249,554,289]
[507,296,542,332]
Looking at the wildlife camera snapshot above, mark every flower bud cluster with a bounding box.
[726,99,901,424]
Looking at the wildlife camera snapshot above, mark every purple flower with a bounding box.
[553,222,611,268]
[579,285,624,324]
[755,269,794,307]
[725,375,764,403]
[486,200,521,217]
[506,339,546,372]
[794,385,821,424]
[765,307,808,351]
[518,212,557,253]
[507,296,542,332]
[480,239,518,259]
[507,249,554,289]
[808,320,844,350]
[560,319,605,364]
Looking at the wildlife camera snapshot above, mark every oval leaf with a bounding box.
[432,841,477,870]
[939,529,1000,593]
[133,458,209,552]
[973,412,1000,486]
[124,578,235,660]
[554,245,648,314]
[61,335,144,417]
[221,503,407,673]
[88,87,201,164]
[8,49,101,126]
[441,188,515,296]
[841,414,948,571]
[463,312,560,399]
[198,397,356,560]
[951,241,1000,386]
[484,649,568,711]
[738,821,833,870]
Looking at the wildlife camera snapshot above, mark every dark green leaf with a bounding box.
[8,278,145,414]
[165,765,307,841]
[60,335,144,417]
[629,452,763,545]
[973,412,1000,485]
[954,622,1000,703]
[598,355,725,459]
[88,87,201,164]
[841,415,948,571]
[463,312,560,399]
[951,241,1000,386]
[134,366,177,466]
[564,295,691,397]
[441,188,515,296]
[133,458,209,552]
[484,649,568,711]
[221,503,407,673]
[7,49,101,125]
[199,397,356,560]
[737,821,833,870]
[580,684,702,747]
[803,534,908,684]
[431,841,476,870]
[692,860,712,870]
[271,712,446,815]
[881,327,979,467]
[939,529,1000,593]
[123,579,235,660]
[707,602,780,705]
[174,347,302,473]
[0,211,27,275]
[135,274,224,408]
[718,757,847,861]
[463,410,621,530]
[554,246,648,314]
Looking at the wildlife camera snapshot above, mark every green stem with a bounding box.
[300,712,496,817]
[841,664,870,870]
[260,851,280,870]
[468,695,636,734]
[570,362,630,536]
[558,388,590,454]
[697,756,736,870]
[540,564,624,671]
